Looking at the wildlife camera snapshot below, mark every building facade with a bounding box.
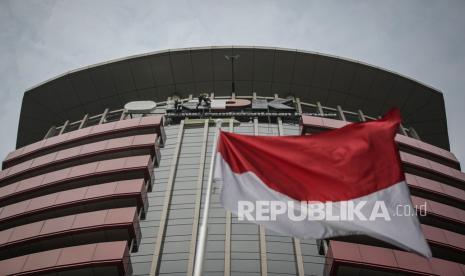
[0,46,463,276]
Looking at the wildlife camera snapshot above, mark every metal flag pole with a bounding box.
[193,119,223,276]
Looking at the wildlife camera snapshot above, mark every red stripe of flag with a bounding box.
[217,108,404,202]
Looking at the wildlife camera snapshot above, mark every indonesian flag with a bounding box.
[214,109,431,258]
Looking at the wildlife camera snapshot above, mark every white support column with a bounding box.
[78,114,89,129]
[399,123,408,136]
[358,109,366,122]
[295,97,302,114]
[224,119,234,276]
[316,102,324,115]
[337,105,346,121]
[99,108,109,124]
[277,117,305,276]
[409,127,421,140]
[43,126,56,139]
[150,121,185,276]
[58,120,69,135]
[193,119,223,276]
[187,120,210,276]
[255,118,268,276]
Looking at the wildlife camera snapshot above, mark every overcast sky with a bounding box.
[1,0,464,168]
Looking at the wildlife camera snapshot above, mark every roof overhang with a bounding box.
[17,46,450,150]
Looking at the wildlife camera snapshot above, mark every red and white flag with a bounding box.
[214,109,431,258]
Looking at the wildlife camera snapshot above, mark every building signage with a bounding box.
[167,96,295,113]
[166,111,301,118]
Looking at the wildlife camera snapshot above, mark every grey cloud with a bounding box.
[0,0,464,168]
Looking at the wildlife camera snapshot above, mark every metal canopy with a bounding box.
[17,46,450,150]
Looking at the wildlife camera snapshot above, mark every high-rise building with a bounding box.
[0,46,463,276]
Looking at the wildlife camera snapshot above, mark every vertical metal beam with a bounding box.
[293,239,305,276]
[322,240,329,254]
[224,119,234,276]
[409,127,421,140]
[99,108,109,125]
[295,97,302,114]
[43,126,56,139]
[336,105,346,121]
[58,120,69,135]
[254,118,268,276]
[187,120,210,276]
[119,110,127,120]
[399,123,408,136]
[316,102,324,115]
[231,92,236,100]
[78,114,89,130]
[358,109,366,122]
[149,121,185,276]
[194,120,223,276]
[277,118,305,276]
[277,117,284,135]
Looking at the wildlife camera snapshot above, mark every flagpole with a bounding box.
[193,119,223,276]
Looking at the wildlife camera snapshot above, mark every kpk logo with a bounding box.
[166,94,295,112]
